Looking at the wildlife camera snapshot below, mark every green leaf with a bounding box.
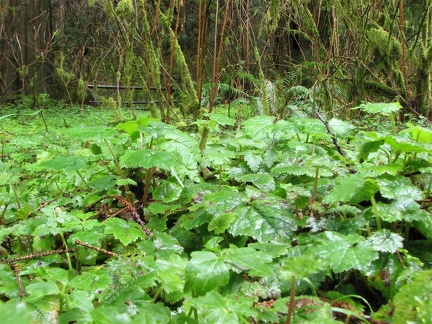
[324,173,379,204]
[0,302,32,323]
[116,178,137,186]
[171,314,198,324]
[401,125,432,143]
[184,251,230,296]
[385,135,430,153]
[242,116,276,139]
[293,118,327,136]
[358,139,385,163]
[244,152,263,172]
[367,229,404,253]
[374,200,427,223]
[138,122,200,179]
[414,212,432,240]
[204,113,236,126]
[363,163,403,176]
[150,232,184,259]
[133,303,171,323]
[328,118,355,137]
[179,208,213,230]
[91,306,132,323]
[248,242,290,258]
[37,155,87,171]
[68,271,112,294]
[0,166,21,185]
[204,236,223,251]
[104,218,146,246]
[237,173,275,192]
[89,175,118,190]
[200,189,244,217]
[303,231,378,273]
[148,202,181,215]
[225,247,273,277]
[272,163,321,177]
[377,174,422,200]
[58,308,92,323]
[120,149,178,170]
[230,200,297,243]
[24,281,60,302]
[70,230,104,246]
[190,291,257,323]
[139,121,181,140]
[208,213,236,234]
[356,102,402,114]
[281,253,329,279]
[43,268,69,286]
[153,275,183,304]
[153,180,182,203]
[117,117,158,140]
[60,126,117,141]
[202,145,236,167]
[393,270,432,323]
[65,290,94,312]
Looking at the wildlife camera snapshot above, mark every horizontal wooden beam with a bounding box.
[125,100,179,105]
[87,84,173,91]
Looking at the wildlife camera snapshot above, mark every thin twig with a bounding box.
[11,263,25,298]
[1,248,77,265]
[286,276,296,324]
[316,111,356,174]
[75,240,119,257]
[107,195,152,238]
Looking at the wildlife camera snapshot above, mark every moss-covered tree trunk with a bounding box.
[413,0,432,117]
[0,0,64,96]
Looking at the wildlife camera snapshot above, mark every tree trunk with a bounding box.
[0,0,64,97]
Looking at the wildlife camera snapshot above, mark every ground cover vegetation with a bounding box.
[1,0,432,323]
[1,98,432,323]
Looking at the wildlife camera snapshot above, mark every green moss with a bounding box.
[367,26,402,61]
[76,78,87,103]
[115,0,135,19]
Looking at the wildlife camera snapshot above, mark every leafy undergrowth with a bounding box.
[1,103,432,323]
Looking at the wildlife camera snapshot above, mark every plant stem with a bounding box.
[104,139,129,193]
[370,196,382,231]
[199,125,210,152]
[413,131,421,161]
[152,285,164,303]
[286,276,296,324]
[40,109,49,132]
[391,151,401,164]
[424,175,432,199]
[187,290,199,321]
[0,204,8,224]
[76,170,91,190]
[218,165,223,191]
[12,184,21,210]
[311,166,319,203]
[104,139,124,178]
[142,167,156,204]
[59,232,73,271]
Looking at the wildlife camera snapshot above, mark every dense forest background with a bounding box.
[1,0,431,120]
[2,2,432,322]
